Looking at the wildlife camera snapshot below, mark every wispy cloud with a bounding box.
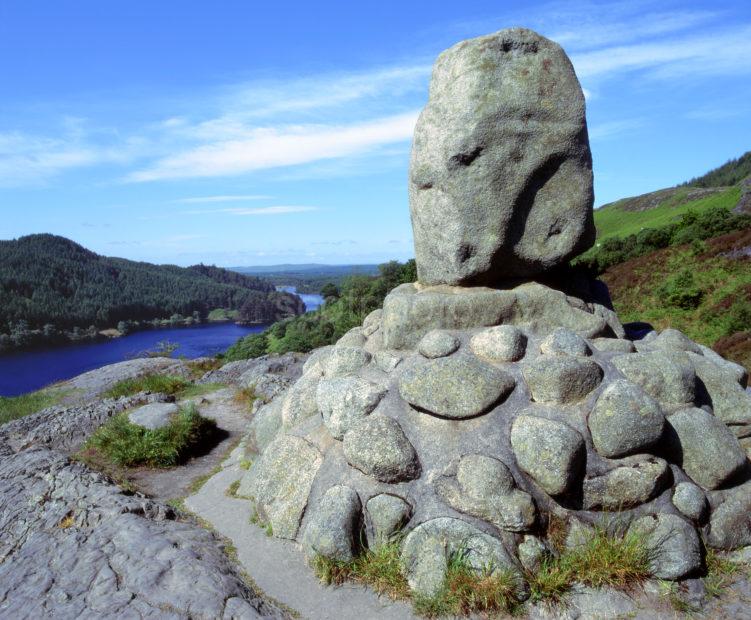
[129,111,419,182]
[183,205,319,216]
[589,118,645,141]
[173,194,271,204]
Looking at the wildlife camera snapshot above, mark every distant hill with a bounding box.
[232,263,381,294]
[682,150,751,188]
[0,234,304,350]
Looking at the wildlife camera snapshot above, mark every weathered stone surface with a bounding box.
[650,329,703,354]
[373,350,403,373]
[301,345,333,376]
[517,535,550,573]
[470,325,527,362]
[336,327,367,348]
[401,517,522,597]
[672,482,707,522]
[592,337,636,353]
[323,346,372,378]
[588,380,666,458]
[688,352,751,430]
[246,373,292,404]
[697,344,748,387]
[239,435,323,539]
[0,448,282,619]
[522,356,602,404]
[436,454,536,531]
[280,375,320,429]
[343,416,420,483]
[302,485,361,562]
[613,352,696,405]
[316,376,386,440]
[247,399,284,453]
[381,281,612,350]
[540,328,591,357]
[365,494,412,547]
[708,482,751,549]
[398,353,515,419]
[582,457,671,510]
[417,330,460,358]
[629,514,702,580]
[127,402,178,430]
[362,309,382,337]
[409,27,594,285]
[665,407,746,490]
[510,415,585,495]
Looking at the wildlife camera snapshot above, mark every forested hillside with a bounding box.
[0,235,304,351]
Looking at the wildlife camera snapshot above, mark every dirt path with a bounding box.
[128,387,249,501]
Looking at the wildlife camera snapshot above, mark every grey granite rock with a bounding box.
[302,485,362,562]
[323,346,372,378]
[343,416,420,483]
[373,350,403,373]
[239,435,323,539]
[435,453,536,532]
[417,330,460,358]
[688,351,751,431]
[613,351,696,405]
[517,535,550,573]
[280,374,320,430]
[588,380,666,458]
[409,27,594,285]
[398,353,515,419]
[650,328,703,354]
[127,402,179,430]
[591,337,636,354]
[336,327,367,348]
[510,415,585,495]
[522,356,602,404]
[316,376,386,440]
[582,457,671,510]
[365,494,412,547]
[707,481,751,549]
[400,517,523,597]
[247,399,284,454]
[470,325,527,362]
[540,328,591,357]
[362,309,383,337]
[665,407,746,490]
[629,513,702,580]
[672,482,707,522]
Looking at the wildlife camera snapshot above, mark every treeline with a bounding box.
[575,206,751,275]
[682,150,751,188]
[0,234,304,351]
[225,260,416,360]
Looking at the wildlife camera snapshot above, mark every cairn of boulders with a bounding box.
[239,27,751,601]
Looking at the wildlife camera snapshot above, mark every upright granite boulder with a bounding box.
[409,27,594,286]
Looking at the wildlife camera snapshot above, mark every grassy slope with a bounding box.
[593,186,741,241]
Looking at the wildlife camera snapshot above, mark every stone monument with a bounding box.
[237,27,751,603]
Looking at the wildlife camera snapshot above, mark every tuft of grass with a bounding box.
[186,357,223,380]
[179,382,224,399]
[529,524,651,603]
[413,551,520,618]
[226,479,241,497]
[58,514,75,529]
[0,387,71,425]
[703,548,741,599]
[83,402,217,467]
[234,385,259,411]
[239,458,252,470]
[105,373,190,399]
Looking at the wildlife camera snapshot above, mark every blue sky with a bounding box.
[1,0,750,266]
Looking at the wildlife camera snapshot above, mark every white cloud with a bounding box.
[130,111,419,182]
[184,206,319,216]
[589,119,645,140]
[173,194,271,204]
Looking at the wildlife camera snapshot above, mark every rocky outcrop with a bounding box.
[409,27,595,285]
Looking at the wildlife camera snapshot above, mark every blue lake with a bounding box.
[0,291,324,397]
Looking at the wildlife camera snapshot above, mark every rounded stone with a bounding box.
[613,351,696,405]
[540,328,591,357]
[302,485,362,562]
[591,337,636,354]
[343,416,420,483]
[280,375,320,429]
[665,407,747,490]
[365,494,412,547]
[522,356,602,404]
[127,402,178,430]
[409,27,594,285]
[672,482,707,522]
[707,482,751,549]
[588,380,666,458]
[650,329,702,354]
[316,376,387,440]
[510,415,585,496]
[470,325,527,362]
[398,353,515,419]
[322,346,372,378]
[629,514,702,580]
[417,330,460,358]
[582,457,671,510]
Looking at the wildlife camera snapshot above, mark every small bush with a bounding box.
[105,374,190,399]
[657,269,704,310]
[529,524,651,602]
[85,403,217,467]
[703,548,741,599]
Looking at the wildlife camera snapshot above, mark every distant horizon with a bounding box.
[2,0,750,266]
